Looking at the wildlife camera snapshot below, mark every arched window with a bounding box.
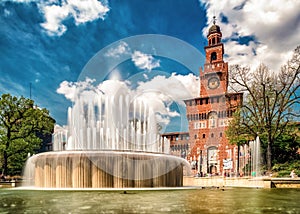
[208,111,218,128]
[207,146,218,172]
[211,52,217,61]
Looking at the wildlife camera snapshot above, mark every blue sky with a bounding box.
[1,0,299,132]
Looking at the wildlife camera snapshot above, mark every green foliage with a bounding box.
[277,170,292,177]
[272,124,300,164]
[0,94,55,175]
[228,46,300,170]
[272,160,300,177]
[272,161,300,172]
[226,109,253,146]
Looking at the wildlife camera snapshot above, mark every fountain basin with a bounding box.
[23,151,188,188]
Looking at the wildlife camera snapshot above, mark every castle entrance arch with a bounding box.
[207,146,218,174]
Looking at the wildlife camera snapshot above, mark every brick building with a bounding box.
[164,19,243,176]
[161,132,190,159]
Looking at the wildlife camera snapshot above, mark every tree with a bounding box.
[228,46,300,171]
[272,122,300,164]
[226,109,253,175]
[0,94,55,175]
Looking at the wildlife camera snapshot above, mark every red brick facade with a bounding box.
[185,21,243,175]
[164,21,243,176]
[161,132,190,159]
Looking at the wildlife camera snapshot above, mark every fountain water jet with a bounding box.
[23,87,189,188]
[249,136,261,177]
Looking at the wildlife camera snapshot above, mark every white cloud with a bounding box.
[4,9,11,17]
[105,41,130,58]
[34,74,40,83]
[57,80,80,102]
[39,0,109,36]
[2,0,110,36]
[200,0,300,71]
[2,0,36,2]
[57,73,199,126]
[56,78,96,102]
[173,73,199,98]
[40,4,69,36]
[135,73,198,125]
[67,0,109,24]
[136,73,198,101]
[131,51,160,70]
[155,114,171,126]
[143,73,149,80]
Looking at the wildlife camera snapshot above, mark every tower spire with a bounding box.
[213,16,216,25]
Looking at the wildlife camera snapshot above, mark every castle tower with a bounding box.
[200,16,228,98]
[184,17,243,175]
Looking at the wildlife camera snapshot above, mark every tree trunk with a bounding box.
[237,145,240,176]
[2,151,8,176]
[267,140,272,171]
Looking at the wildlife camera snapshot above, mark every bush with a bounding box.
[277,170,292,177]
[271,160,300,177]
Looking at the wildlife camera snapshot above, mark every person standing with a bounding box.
[290,170,296,178]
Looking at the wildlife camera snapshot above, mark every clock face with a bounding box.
[208,77,220,89]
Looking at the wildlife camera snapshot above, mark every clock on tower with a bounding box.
[208,76,220,89]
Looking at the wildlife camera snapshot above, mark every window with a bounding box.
[219,120,224,126]
[220,132,223,137]
[203,134,206,138]
[194,134,197,139]
[211,133,214,138]
[209,112,218,128]
[211,52,217,61]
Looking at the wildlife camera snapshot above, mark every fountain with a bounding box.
[22,86,189,188]
[249,136,261,177]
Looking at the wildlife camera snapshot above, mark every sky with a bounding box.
[1,0,300,133]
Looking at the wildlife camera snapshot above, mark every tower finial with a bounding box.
[213,16,216,25]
